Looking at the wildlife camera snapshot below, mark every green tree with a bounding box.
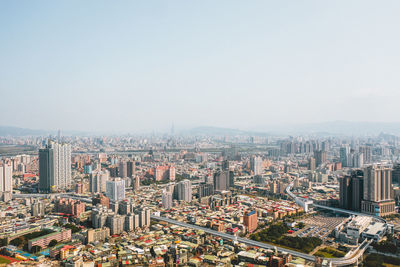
[49,239,58,247]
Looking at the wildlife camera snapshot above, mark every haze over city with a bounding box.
[1,1,400,133]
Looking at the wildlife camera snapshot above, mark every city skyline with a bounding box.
[2,1,400,133]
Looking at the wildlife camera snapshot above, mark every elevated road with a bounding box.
[151,215,316,261]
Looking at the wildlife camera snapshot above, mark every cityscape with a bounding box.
[2,1,400,267]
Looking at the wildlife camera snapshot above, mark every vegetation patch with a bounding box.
[250,223,322,253]
[314,247,346,258]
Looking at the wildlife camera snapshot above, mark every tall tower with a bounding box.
[39,140,71,192]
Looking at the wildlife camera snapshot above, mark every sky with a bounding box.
[1,1,400,133]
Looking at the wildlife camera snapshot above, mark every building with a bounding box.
[39,141,72,192]
[86,227,110,244]
[154,165,175,181]
[213,171,231,191]
[250,156,262,175]
[173,180,192,202]
[314,150,327,167]
[106,178,125,202]
[0,163,12,201]
[198,183,214,198]
[135,208,151,228]
[31,200,46,217]
[133,176,140,191]
[308,157,316,171]
[162,190,173,209]
[75,183,84,194]
[89,170,109,193]
[55,198,86,217]
[118,161,128,178]
[92,193,109,209]
[127,161,135,177]
[243,210,258,233]
[392,163,400,184]
[28,228,71,251]
[361,165,395,216]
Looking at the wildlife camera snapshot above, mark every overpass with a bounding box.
[151,215,316,261]
[151,215,371,266]
[13,193,93,203]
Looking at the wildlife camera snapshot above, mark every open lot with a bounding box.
[290,215,346,240]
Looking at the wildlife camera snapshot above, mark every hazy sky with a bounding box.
[1,1,400,133]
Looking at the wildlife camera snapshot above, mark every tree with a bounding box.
[49,239,58,247]
[298,222,305,229]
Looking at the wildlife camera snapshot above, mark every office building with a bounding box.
[39,141,71,192]
[361,165,395,216]
[106,178,125,202]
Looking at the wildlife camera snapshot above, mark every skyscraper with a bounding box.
[106,178,125,202]
[361,165,395,216]
[127,160,135,177]
[250,156,262,175]
[173,180,192,202]
[39,140,71,192]
[118,160,128,178]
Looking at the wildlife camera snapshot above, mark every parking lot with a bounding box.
[290,215,346,240]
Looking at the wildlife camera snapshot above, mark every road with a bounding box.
[151,215,316,261]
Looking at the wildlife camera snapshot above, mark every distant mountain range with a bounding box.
[2,121,400,137]
[0,126,88,137]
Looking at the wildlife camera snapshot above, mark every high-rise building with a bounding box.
[308,157,316,171]
[339,146,349,167]
[173,180,192,202]
[154,166,176,181]
[162,190,173,209]
[127,161,135,177]
[39,141,71,192]
[250,156,262,175]
[133,176,140,191]
[106,178,125,202]
[31,200,46,217]
[118,160,128,178]
[314,150,327,167]
[361,165,395,216]
[198,183,214,198]
[0,163,12,193]
[89,170,109,193]
[243,210,258,233]
[359,146,372,164]
[392,163,400,184]
[213,171,231,191]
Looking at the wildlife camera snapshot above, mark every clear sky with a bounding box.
[1,1,400,133]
